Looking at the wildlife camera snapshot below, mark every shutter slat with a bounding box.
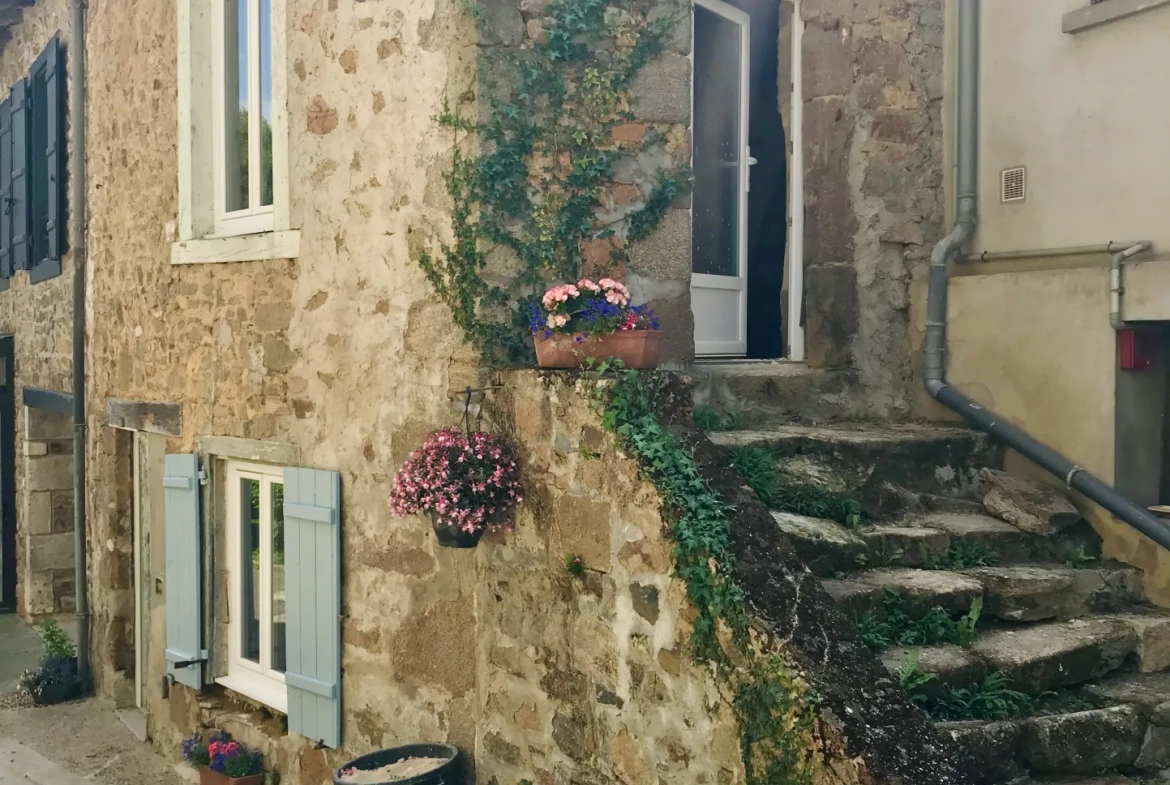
[164,454,205,690]
[284,467,341,749]
[9,79,28,272]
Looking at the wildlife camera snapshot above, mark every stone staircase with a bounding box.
[696,366,1170,785]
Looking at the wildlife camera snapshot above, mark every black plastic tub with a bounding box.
[334,743,463,785]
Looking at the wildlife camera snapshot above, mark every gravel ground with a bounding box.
[0,695,188,785]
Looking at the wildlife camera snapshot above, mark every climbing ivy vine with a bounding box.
[588,362,817,785]
[419,0,692,364]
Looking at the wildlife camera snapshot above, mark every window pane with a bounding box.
[691,5,743,277]
[242,478,260,664]
[270,481,286,673]
[259,0,274,207]
[224,0,249,211]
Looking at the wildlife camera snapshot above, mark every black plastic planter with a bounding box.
[334,743,462,785]
[32,680,77,706]
[430,514,485,549]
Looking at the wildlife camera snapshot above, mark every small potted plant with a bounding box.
[528,278,663,369]
[18,618,80,706]
[182,733,265,785]
[389,428,523,548]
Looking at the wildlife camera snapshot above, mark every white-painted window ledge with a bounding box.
[171,230,300,265]
[1063,0,1170,34]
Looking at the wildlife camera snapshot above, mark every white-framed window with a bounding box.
[174,0,299,264]
[218,459,288,712]
[212,0,275,237]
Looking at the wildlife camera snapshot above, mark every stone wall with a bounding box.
[21,406,74,614]
[0,0,75,618]
[787,0,945,418]
[475,372,741,785]
[477,1,696,363]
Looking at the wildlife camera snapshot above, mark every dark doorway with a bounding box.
[738,0,787,359]
[0,336,15,612]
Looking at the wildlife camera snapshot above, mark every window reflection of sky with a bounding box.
[238,0,272,121]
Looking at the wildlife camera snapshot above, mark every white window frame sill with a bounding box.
[1063,0,1170,33]
[216,670,288,715]
[171,230,300,265]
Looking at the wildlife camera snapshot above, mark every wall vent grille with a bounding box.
[1001,167,1027,203]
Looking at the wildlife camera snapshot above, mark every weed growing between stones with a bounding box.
[692,405,745,432]
[858,591,984,651]
[418,0,691,364]
[587,362,816,785]
[1065,545,1097,568]
[898,651,1035,722]
[565,553,586,577]
[928,540,1000,570]
[730,446,864,528]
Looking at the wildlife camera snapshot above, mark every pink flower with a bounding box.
[578,278,602,293]
[547,313,570,329]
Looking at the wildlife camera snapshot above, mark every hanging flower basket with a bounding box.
[390,429,522,549]
[529,279,663,369]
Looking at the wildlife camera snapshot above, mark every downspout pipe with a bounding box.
[1110,241,1152,330]
[924,1,1170,551]
[70,0,90,686]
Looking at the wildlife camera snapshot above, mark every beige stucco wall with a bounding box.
[975,0,1170,259]
[939,0,1170,604]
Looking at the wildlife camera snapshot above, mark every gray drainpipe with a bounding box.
[70,0,89,685]
[1110,241,1152,330]
[924,0,1170,551]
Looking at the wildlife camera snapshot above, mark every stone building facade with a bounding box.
[0,0,78,617]
[76,0,770,781]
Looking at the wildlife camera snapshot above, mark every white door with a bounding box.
[692,0,751,357]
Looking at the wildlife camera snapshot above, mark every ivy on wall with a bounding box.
[589,362,817,785]
[419,0,692,364]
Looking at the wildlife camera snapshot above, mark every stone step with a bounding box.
[882,613,1170,693]
[779,510,1107,577]
[829,565,1143,623]
[970,618,1138,695]
[906,513,1104,567]
[940,707,1147,783]
[689,362,857,425]
[707,422,1004,500]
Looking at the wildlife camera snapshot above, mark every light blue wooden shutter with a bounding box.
[283,468,342,748]
[31,36,64,283]
[164,454,206,690]
[9,79,29,272]
[0,95,11,287]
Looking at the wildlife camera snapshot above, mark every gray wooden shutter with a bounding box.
[164,454,206,690]
[31,36,64,283]
[0,95,11,287]
[283,468,342,748]
[9,79,29,272]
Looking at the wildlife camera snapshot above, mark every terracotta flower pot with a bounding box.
[533,330,663,370]
[199,768,264,785]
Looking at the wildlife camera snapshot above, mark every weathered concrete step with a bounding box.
[774,510,1105,575]
[940,707,1147,783]
[963,565,1143,622]
[907,513,1104,567]
[709,422,1004,499]
[827,565,1143,623]
[689,362,857,425]
[881,613,1170,694]
[706,423,1001,503]
[971,618,1138,695]
[1083,670,1170,720]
